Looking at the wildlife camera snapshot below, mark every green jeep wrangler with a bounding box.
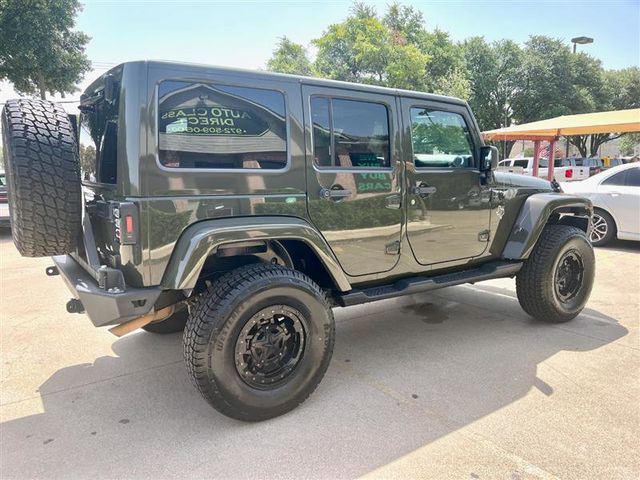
[2,61,594,421]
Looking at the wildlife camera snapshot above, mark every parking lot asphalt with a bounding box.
[1,229,638,480]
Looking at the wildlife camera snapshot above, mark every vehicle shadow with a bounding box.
[0,284,629,479]
[598,238,640,253]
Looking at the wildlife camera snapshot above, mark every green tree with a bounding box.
[569,66,640,157]
[314,3,470,94]
[266,37,314,76]
[79,143,96,178]
[512,36,578,123]
[463,37,523,156]
[0,0,91,99]
[620,133,640,156]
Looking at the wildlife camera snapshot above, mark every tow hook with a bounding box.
[66,298,85,314]
[45,266,59,276]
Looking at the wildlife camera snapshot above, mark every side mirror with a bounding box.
[480,145,499,172]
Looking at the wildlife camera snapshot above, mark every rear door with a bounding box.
[400,98,491,266]
[302,85,402,276]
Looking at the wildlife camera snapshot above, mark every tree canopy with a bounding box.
[0,0,91,99]
[266,37,315,76]
[266,2,638,158]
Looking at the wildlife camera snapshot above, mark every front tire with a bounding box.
[183,263,335,421]
[516,225,595,323]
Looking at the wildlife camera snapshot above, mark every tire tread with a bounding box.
[1,99,81,257]
[183,263,334,421]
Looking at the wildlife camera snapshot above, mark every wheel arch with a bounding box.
[159,216,351,293]
[502,193,593,260]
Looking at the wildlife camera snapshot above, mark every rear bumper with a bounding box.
[52,255,162,327]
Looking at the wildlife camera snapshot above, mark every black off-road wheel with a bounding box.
[1,99,81,257]
[143,305,189,334]
[516,225,595,323]
[183,263,335,421]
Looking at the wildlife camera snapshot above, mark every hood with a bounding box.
[494,171,554,191]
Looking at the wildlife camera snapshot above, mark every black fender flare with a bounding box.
[502,193,593,260]
[160,216,351,292]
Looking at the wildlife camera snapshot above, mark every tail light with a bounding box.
[565,169,573,179]
[112,202,138,245]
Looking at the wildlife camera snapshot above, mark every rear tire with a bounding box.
[1,99,81,257]
[183,263,335,421]
[590,208,616,247]
[516,225,595,323]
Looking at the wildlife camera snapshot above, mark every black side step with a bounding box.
[336,261,522,307]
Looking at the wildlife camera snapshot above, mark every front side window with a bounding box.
[603,168,640,187]
[158,81,287,169]
[410,108,474,168]
[625,167,640,186]
[310,96,390,168]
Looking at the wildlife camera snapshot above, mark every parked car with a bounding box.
[1,61,595,421]
[564,157,604,176]
[0,171,9,227]
[497,157,589,182]
[562,163,640,246]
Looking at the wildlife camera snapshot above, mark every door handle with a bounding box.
[320,187,352,200]
[412,185,437,196]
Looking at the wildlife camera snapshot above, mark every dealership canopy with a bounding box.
[482,108,640,141]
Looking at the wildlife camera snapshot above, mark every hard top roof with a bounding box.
[119,60,468,107]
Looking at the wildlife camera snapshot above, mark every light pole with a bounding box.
[566,36,594,158]
[571,36,594,53]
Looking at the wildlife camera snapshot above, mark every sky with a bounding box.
[1,0,639,110]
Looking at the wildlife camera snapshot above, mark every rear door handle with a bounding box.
[413,186,437,196]
[320,187,352,199]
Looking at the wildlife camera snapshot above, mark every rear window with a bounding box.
[79,70,122,184]
[158,81,287,170]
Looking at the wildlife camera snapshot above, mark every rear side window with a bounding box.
[410,108,474,168]
[513,160,528,168]
[602,170,627,186]
[310,96,390,168]
[158,81,287,169]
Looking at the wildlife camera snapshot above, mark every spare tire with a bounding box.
[1,99,81,257]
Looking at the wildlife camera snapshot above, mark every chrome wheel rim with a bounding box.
[590,213,607,243]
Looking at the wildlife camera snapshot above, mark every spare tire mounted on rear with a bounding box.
[1,99,82,257]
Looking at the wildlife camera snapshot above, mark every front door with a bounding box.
[401,99,491,265]
[303,85,402,276]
